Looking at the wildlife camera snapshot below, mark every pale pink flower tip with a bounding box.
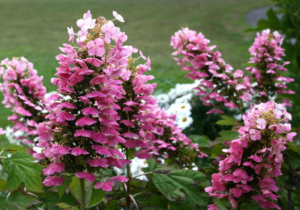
[113,11,124,22]
[256,118,266,130]
[0,128,6,135]
[87,38,105,57]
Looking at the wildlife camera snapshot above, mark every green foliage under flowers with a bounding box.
[0,136,212,209]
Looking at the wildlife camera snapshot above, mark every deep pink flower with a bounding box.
[43,162,65,175]
[75,172,96,183]
[87,158,109,167]
[94,181,114,191]
[43,176,65,186]
[71,148,89,156]
[75,117,97,127]
[108,175,129,182]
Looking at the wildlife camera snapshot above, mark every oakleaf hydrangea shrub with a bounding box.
[0,8,298,210]
[0,57,47,149]
[246,29,295,105]
[35,10,204,190]
[170,28,297,209]
[171,28,254,114]
[205,101,296,209]
[170,28,294,114]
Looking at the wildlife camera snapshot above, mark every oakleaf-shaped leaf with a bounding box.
[4,145,27,153]
[152,170,208,206]
[3,152,44,193]
[6,192,40,210]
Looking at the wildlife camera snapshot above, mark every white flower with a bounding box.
[175,93,193,103]
[176,115,193,130]
[130,157,148,180]
[168,88,177,101]
[174,84,191,96]
[113,11,124,22]
[5,126,23,144]
[167,103,192,116]
[156,93,169,104]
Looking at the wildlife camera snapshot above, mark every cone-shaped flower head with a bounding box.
[171,28,254,114]
[0,57,47,147]
[205,101,296,209]
[246,29,294,105]
[38,10,204,190]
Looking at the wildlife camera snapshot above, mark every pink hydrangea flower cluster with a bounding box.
[171,28,254,114]
[0,57,46,147]
[246,29,295,105]
[205,101,297,210]
[36,11,204,190]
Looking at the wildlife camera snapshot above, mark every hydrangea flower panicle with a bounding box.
[246,29,294,105]
[39,10,204,191]
[171,28,254,114]
[0,57,47,148]
[205,101,296,209]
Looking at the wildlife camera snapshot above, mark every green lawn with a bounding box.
[0,0,271,127]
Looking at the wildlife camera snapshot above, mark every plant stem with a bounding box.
[80,178,85,210]
[132,172,153,179]
[125,148,131,209]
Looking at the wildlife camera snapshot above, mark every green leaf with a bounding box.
[69,176,93,204]
[42,191,77,210]
[3,152,44,193]
[215,115,236,126]
[0,179,7,191]
[216,200,229,210]
[169,196,198,210]
[55,203,79,210]
[152,170,208,206]
[189,135,211,147]
[266,8,280,28]
[6,192,40,210]
[4,145,27,153]
[135,193,168,209]
[215,130,239,144]
[210,144,223,159]
[147,158,158,171]
[168,170,207,183]
[104,199,120,210]
[285,149,300,168]
[88,188,105,207]
[58,176,72,198]
[0,196,6,209]
[0,136,11,149]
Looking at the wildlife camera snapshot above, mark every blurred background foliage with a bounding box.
[0,0,271,128]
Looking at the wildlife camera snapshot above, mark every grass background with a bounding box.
[0,0,271,127]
